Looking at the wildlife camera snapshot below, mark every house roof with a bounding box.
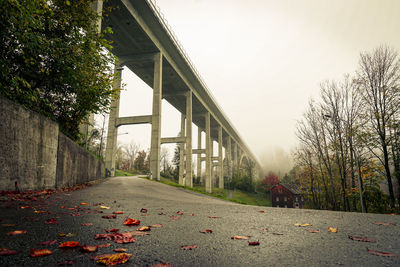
[277,183,302,195]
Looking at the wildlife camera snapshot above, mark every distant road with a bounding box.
[1,176,399,266]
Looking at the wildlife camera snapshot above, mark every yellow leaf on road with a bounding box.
[328,227,338,233]
[100,206,110,210]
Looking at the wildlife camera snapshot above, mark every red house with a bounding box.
[271,183,304,208]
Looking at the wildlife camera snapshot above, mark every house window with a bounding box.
[276,196,279,202]
[284,196,287,202]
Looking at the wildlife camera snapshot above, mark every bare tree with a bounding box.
[357,45,400,208]
[123,141,140,172]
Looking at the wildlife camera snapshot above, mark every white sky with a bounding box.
[111,0,400,174]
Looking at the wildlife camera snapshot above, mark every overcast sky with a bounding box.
[113,0,400,174]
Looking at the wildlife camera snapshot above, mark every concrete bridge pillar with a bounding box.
[149,53,163,180]
[233,142,238,168]
[179,113,185,185]
[185,91,193,187]
[104,64,122,176]
[205,112,212,193]
[197,127,202,181]
[226,136,232,180]
[218,126,224,189]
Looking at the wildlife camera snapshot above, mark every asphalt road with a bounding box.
[1,176,399,266]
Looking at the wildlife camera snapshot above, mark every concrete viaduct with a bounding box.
[95,0,262,192]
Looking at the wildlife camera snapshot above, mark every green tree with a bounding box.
[0,0,118,140]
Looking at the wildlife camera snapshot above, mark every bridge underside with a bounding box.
[100,0,262,191]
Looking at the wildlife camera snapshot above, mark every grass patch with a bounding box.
[139,176,270,207]
[115,169,136,176]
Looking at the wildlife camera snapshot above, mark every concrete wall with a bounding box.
[56,134,104,188]
[0,96,104,191]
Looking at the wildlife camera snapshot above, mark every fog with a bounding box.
[102,0,400,174]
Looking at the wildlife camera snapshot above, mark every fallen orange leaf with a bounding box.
[59,241,80,248]
[30,248,52,257]
[307,230,320,233]
[151,264,172,267]
[100,206,110,210]
[114,237,136,244]
[123,218,140,226]
[231,236,250,240]
[200,229,213,234]
[150,224,163,228]
[93,253,133,265]
[80,203,88,205]
[113,211,124,214]
[366,247,397,257]
[328,227,338,233]
[137,226,151,232]
[81,245,98,253]
[81,223,93,226]
[97,243,111,248]
[7,230,27,235]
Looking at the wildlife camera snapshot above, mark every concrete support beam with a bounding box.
[233,142,238,168]
[193,149,205,154]
[226,136,232,180]
[149,53,162,181]
[185,91,193,187]
[205,112,212,193]
[160,137,186,144]
[116,115,152,127]
[119,52,158,65]
[179,114,185,186]
[218,125,224,189]
[105,65,122,176]
[196,128,202,182]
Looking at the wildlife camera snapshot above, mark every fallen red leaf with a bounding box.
[372,222,396,226]
[366,247,397,257]
[258,210,265,213]
[81,223,93,226]
[93,253,133,265]
[113,248,127,252]
[45,218,59,224]
[181,245,197,250]
[150,224,163,228]
[137,226,151,232]
[348,235,377,242]
[102,215,117,219]
[0,248,19,256]
[96,243,111,248]
[20,206,31,209]
[248,241,260,246]
[190,213,195,216]
[114,237,136,244]
[176,211,183,215]
[263,228,268,232]
[208,216,221,219]
[105,229,119,233]
[56,260,76,265]
[40,240,58,246]
[30,248,53,257]
[71,213,82,216]
[59,241,80,248]
[231,235,250,240]
[200,229,213,234]
[81,245,98,253]
[113,211,124,214]
[140,208,148,213]
[151,263,172,267]
[307,230,320,233]
[7,230,27,235]
[123,218,140,226]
